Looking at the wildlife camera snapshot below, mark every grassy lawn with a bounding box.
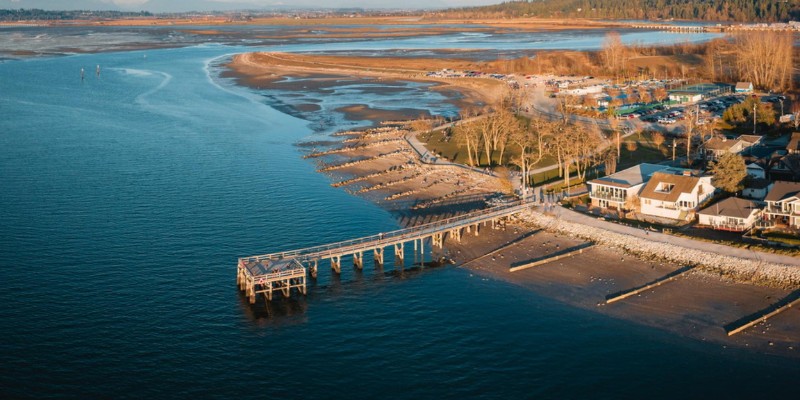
[764,231,800,246]
[418,122,674,183]
[419,128,560,170]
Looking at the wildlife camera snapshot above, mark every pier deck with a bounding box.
[237,200,533,303]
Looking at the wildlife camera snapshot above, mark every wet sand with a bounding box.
[224,52,507,112]
[442,217,800,358]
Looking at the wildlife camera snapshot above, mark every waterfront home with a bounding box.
[587,163,672,210]
[735,82,753,93]
[700,135,762,161]
[770,154,800,181]
[639,171,716,221]
[743,178,773,200]
[697,197,762,232]
[764,181,800,228]
[787,132,800,154]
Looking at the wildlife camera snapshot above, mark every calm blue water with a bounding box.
[0,32,797,398]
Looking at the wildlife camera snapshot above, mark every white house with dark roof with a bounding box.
[639,171,715,221]
[743,178,773,201]
[701,135,762,161]
[697,197,762,232]
[587,163,672,210]
[764,181,800,228]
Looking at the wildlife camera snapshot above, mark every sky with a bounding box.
[0,0,502,12]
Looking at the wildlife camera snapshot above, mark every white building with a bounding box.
[587,163,672,210]
[639,171,716,221]
[697,197,762,232]
[746,162,766,179]
[764,181,800,228]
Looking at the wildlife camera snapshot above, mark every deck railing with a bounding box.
[239,200,533,263]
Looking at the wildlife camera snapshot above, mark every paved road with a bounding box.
[548,205,800,266]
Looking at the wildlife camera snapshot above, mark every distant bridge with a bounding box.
[236,200,533,303]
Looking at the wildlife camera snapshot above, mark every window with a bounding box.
[655,183,674,193]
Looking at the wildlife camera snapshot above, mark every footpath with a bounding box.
[542,205,800,267]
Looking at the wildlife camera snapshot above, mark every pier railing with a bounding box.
[239,200,533,263]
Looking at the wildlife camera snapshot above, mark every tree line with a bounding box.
[448,0,800,23]
[450,93,607,188]
[0,9,153,21]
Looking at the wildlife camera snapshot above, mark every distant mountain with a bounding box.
[454,0,800,23]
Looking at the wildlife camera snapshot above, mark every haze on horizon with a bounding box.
[0,0,501,12]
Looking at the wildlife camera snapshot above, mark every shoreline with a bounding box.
[224,52,507,114]
[220,50,800,357]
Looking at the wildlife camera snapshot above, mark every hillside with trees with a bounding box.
[450,0,800,23]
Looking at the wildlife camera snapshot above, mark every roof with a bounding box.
[764,180,800,202]
[738,135,762,145]
[735,82,753,90]
[746,162,765,170]
[640,171,705,202]
[704,136,738,151]
[745,178,771,189]
[787,132,800,153]
[698,197,761,219]
[774,154,800,175]
[704,135,760,152]
[588,163,670,189]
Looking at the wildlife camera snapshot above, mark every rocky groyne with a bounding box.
[520,209,800,289]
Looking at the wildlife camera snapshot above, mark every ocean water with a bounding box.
[0,32,797,398]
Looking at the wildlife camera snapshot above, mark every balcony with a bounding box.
[765,204,799,216]
[590,191,626,203]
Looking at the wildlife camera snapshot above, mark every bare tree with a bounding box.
[733,31,793,92]
[601,31,625,75]
[651,132,665,153]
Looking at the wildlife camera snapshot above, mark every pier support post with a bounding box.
[374,248,384,266]
[282,279,290,298]
[247,277,256,304]
[432,233,443,248]
[419,238,424,265]
[394,243,404,262]
[331,255,341,274]
[354,251,363,269]
[473,224,479,237]
[310,260,318,279]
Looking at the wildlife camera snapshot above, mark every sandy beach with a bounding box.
[443,216,800,358]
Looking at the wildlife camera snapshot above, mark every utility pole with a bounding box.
[753,102,757,135]
[672,138,676,162]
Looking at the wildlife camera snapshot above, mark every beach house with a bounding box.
[764,181,800,228]
[639,171,715,221]
[697,197,762,232]
[587,163,671,210]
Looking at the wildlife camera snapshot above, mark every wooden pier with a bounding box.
[237,200,533,303]
[630,24,710,33]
